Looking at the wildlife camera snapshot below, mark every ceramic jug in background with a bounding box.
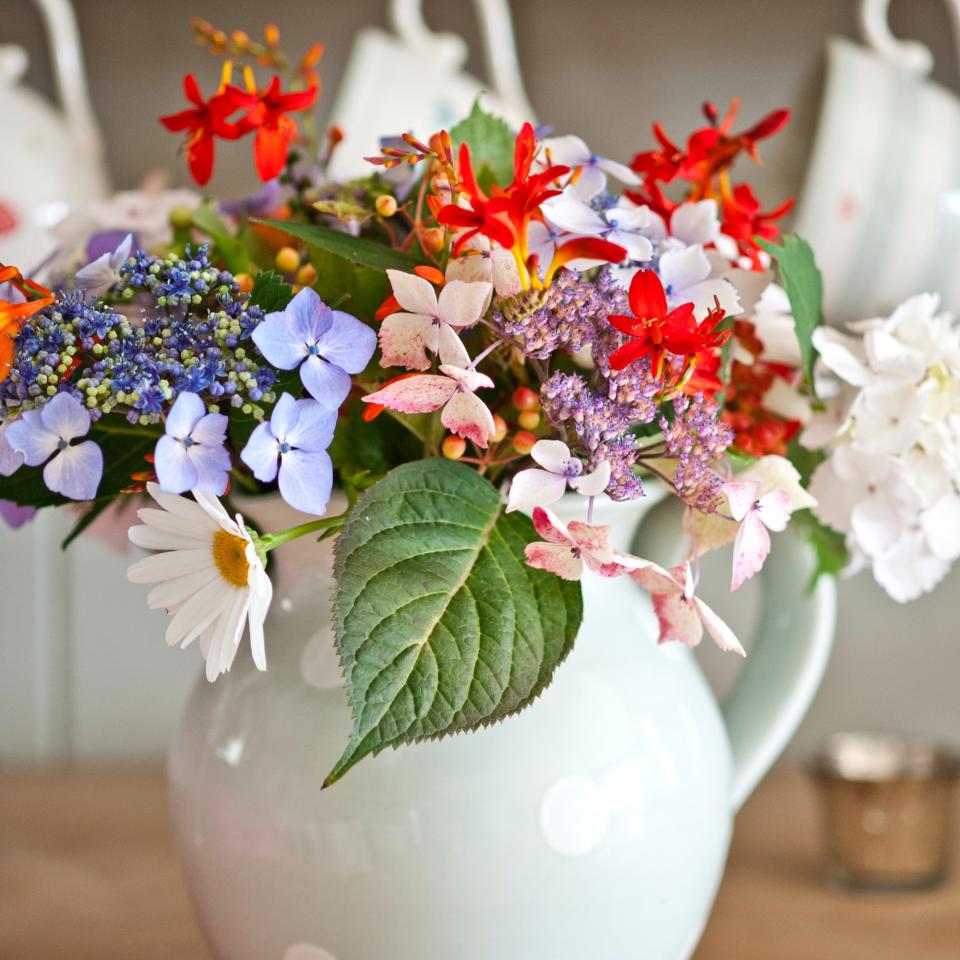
[168,488,835,960]
[795,0,960,323]
[0,0,108,267]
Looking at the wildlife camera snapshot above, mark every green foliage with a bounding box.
[311,199,373,225]
[251,219,420,273]
[792,508,848,591]
[0,419,157,509]
[190,203,252,275]
[325,458,583,786]
[450,98,516,191]
[756,235,823,392]
[248,270,294,313]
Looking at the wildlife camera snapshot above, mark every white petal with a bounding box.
[363,375,456,414]
[695,597,746,655]
[570,460,611,497]
[723,481,761,522]
[440,389,496,447]
[811,327,869,386]
[659,245,711,292]
[127,548,213,585]
[530,439,572,473]
[436,280,491,329]
[670,200,720,246]
[128,523,209,552]
[506,468,567,513]
[386,269,438,316]
[437,324,471,367]
[541,195,605,236]
[378,312,438,371]
[166,578,231,649]
[146,568,218,610]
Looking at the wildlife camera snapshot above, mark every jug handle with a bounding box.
[859,0,960,78]
[31,0,105,160]
[721,527,836,811]
[634,493,837,813]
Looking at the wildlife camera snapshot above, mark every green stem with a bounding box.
[255,510,349,553]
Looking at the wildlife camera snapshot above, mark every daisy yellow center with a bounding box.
[211,530,250,588]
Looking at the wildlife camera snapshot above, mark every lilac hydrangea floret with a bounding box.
[252,288,377,410]
[5,393,103,501]
[240,392,337,516]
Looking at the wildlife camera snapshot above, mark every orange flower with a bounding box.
[0,265,53,383]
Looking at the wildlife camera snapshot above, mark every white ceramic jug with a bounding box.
[0,0,108,267]
[168,488,835,960]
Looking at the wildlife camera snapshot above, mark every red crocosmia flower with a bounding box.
[160,74,247,186]
[721,182,795,265]
[438,143,517,254]
[630,122,684,184]
[608,271,730,378]
[629,100,791,206]
[228,76,318,181]
[440,122,622,290]
[682,349,724,398]
[544,237,627,285]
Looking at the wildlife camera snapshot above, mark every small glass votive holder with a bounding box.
[810,732,960,890]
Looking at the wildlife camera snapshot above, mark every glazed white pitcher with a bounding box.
[168,488,835,960]
[795,0,960,322]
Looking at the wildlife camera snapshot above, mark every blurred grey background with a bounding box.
[2,0,959,763]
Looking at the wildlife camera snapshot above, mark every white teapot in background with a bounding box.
[0,0,108,268]
[328,0,536,180]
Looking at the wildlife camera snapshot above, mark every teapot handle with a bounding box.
[859,0,960,78]
[721,527,836,811]
[31,0,105,161]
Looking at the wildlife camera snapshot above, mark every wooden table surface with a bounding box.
[1,766,958,959]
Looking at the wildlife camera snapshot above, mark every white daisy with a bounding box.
[127,483,273,681]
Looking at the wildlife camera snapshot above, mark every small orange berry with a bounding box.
[274,246,301,274]
[375,195,398,217]
[442,435,467,460]
[513,430,537,455]
[421,227,445,255]
[295,263,317,286]
[517,410,541,430]
[512,386,540,411]
[491,414,508,443]
[235,272,254,294]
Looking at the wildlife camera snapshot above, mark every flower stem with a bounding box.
[254,510,349,553]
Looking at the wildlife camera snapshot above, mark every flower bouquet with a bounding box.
[1,18,957,793]
[0,21,960,958]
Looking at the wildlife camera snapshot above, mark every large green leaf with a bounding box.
[756,235,823,392]
[450,98,516,191]
[325,458,583,785]
[250,219,420,273]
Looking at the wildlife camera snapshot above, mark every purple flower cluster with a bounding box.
[540,371,645,500]
[495,269,623,360]
[660,393,734,511]
[0,250,275,425]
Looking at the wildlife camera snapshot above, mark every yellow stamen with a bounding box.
[218,60,235,93]
[212,530,250,588]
